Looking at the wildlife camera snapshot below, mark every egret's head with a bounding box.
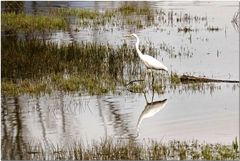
[124,33,138,39]
[130,33,138,38]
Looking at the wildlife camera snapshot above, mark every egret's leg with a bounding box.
[151,88,154,103]
[138,70,145,92]
[150,69,154,90]
[160,71,163,88]
[143,91,148,104]
[147,70,149,90]
[146,69,151,92]
[145,70,148,91]
[151,71,155,103]
[151,70,154,90]
[141,69,146,81]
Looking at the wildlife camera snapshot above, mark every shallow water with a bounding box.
[1,83,239,147]
[47,1,239,80]
[1,1,239,152]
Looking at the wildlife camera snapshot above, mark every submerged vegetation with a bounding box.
[2,137,239,160]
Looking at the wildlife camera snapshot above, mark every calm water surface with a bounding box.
[2,83,238,147]
[1,1,239,150]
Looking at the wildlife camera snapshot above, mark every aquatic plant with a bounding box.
[1,4,211,36]
[2,37,233,96]
[178,26,193,33]
[118,4,151,15]
[49,8,99,19]
[2,36,235,96]
[170,72,181,84]
[126,19,144,29]
[1,39,142,96]
[1,12,66,32]
[207,26,220,31]
[1,137,239,160]
[49,5,153,29]
[232,10,239,31]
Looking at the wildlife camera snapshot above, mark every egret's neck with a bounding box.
[135,36,144,59]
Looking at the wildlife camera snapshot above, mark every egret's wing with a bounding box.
[142,55,168,71]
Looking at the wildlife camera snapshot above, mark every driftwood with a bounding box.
[180,74,239,83]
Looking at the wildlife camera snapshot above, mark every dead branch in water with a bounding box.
[180,74,239,83]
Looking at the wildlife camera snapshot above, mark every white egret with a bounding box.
[126,33,168,72]
[125,33,168,88]
[137,99,168,129]
[133,98,167,138]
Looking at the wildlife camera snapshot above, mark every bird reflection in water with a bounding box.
[134,74,168,138]
[126,68,168,138]
[134,91,168,138]
[137,98,168,130]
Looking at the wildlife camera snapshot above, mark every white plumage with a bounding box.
[142,54,168,71]
[130,33,168,72]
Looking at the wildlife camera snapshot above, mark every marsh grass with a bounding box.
[2,38,228,96]
[1,12,66,32]
[170,72,181,84]
[50,4,152,18]
[2,39,137,79]
[1,5,153,32]
[2,137,239,160]
[1,3,210,34]
[232,10,239,31]
[207,26,220,31]
[50,6,154,29]
[118,4,151,15]
[126,19,144,29]
[49,8,100,19]
[2,72,224,97]
[178,26,193,33]
[1,39,140,96]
